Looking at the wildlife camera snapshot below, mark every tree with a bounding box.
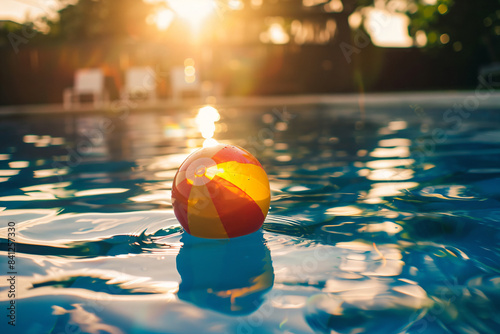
[409,0,500,63]
[38,0,156,42]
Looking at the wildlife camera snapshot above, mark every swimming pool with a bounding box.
[1,95,500,333]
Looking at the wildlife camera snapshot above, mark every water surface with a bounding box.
[1,102,500,333]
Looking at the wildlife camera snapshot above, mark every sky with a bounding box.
[0,0,61,23]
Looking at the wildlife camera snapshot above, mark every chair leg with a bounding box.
[74,92,80,108]
[93,93,101,108]
[63,89,72,110]
[150,91,157,103]
[103,91,109,106]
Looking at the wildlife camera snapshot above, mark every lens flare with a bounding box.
[167,0,216,28]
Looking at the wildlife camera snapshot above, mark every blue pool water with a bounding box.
[1,100,500,333]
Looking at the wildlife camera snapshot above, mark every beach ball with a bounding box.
[172,144,270,239]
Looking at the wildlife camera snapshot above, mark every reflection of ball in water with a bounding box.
[176,232,274,315]
[172,144,270,239]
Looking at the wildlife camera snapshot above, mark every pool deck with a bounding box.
[0,91,499,116]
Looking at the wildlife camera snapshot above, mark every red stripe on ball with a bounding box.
[206,175,265,238]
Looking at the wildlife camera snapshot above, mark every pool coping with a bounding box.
[0,91,499,116]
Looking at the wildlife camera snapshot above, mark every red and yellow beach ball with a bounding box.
[172,144,270,239]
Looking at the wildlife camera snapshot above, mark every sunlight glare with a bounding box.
[184,66,196,76]
[196,106,220,141]
[167,0,216,28]
[184,58,196,83]
[251,0,263,8]
[415,30,428,47]
[364,8,413,48]
[324,0,343,13]
[203,138,219,148]
[228,0,244,10]
[440,33,450,44]
[184,58,195,67]
[348,11,363,29]
[261,23,290,44]
[155,8,174,31]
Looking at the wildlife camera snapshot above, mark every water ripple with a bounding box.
[0,107,499,333]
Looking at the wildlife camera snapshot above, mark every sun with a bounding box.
[167,0,217,28]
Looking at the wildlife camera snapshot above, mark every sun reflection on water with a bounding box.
[195,105,220,147]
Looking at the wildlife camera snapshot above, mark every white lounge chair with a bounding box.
[121,67,157,103]
[63,68,109,109]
